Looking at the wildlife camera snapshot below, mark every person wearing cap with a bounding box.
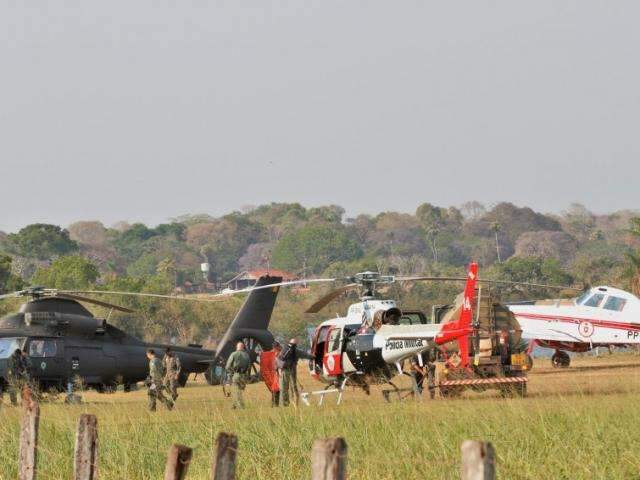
[225,342,251,409]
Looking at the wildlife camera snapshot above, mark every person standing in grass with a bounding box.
[146,349,174,412]
[269,342,282,407]
[277,338,308,407]
[4,348,30,406]
[225,342,251,409]
[163,347,182,401]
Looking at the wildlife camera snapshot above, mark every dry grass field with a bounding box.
[2,353,640,479]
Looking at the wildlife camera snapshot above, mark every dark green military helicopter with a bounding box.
[0,275,285,398]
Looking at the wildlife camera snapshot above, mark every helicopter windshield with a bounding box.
[0,337,26,359]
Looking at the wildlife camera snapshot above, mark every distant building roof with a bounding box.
[226,269,296,284]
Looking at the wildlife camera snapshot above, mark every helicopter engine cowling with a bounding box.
[25,312,107,336]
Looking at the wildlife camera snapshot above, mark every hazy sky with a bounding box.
[1,2,638,233]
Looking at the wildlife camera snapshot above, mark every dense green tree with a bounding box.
[185,214,265,281]
[368,212,426,258]
[0,255,12,290]
[486,256,574,300]
[0,255,23,293]
[415,204,463,263]
[31,256,99,289]
[477,203,562,259]
[3,224,78,260]
[1,201,637,342]
[345,214,375,245]
[154,223,186,239]
[416,203,445,262]
[307,205,345,224]
[246,203,308,242]
[626,218,640,295]
[111,223,158,257]
[272,224,362,274]
[560,203,596,243]
[514,231,577,264]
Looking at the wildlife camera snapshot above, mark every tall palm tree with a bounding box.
[490,221,502,263]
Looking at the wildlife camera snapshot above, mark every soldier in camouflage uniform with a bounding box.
[6,348,30,406]
[225,342,251,409]
[145,349,174,412]
[162,348,182,401]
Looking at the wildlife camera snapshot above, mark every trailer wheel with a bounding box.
[440,386,462,399]
[500,382,527,398]
[551,351,570,368]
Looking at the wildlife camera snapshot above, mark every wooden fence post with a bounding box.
[311,437,347,480]
[18,401,40,480]
[164,444,193,480]
[461,440,496,480]
[74,414,98,480]
[211,432,238,480]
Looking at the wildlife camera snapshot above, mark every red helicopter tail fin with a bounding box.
[435,262,478,367]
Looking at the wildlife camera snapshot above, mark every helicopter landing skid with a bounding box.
[300,376,350,406]
[381,381,414,402]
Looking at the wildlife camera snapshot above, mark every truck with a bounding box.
[433,287,531,398]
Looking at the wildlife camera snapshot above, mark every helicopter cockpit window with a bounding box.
[328,329,341,352]
[603,296,627,312]
[575,292,591,305]
[583,293,605,308]
[400,313,422,325]
[317,326,330,344]
[28,340,57,358]
[0,338,25,359]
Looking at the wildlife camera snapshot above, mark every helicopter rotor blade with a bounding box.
[54,293,134,313]
[395,275,581,291]
[59,278,339,304]
[0,291,22,300]
[477,279,582,291]
[305,283,359,314]
[395,276,470,282]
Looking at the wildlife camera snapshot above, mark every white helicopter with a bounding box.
[300,264,481,404]
[508,286,640,367]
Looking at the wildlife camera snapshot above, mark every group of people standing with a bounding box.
[145,347,182,412]
[225,338,307,409]
[144,340,309,411]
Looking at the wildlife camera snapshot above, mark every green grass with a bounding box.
[2,354,640,479]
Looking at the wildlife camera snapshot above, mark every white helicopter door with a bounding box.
[323,327,343,377]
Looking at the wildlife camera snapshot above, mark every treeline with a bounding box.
[1,201,639,344]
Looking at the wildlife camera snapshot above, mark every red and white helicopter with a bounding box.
[508,286,640,367]
[300,264,480,403]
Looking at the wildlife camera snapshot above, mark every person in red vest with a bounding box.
[260,341,282,407]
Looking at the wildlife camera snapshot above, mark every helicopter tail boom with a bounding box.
[435,262,478,367]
